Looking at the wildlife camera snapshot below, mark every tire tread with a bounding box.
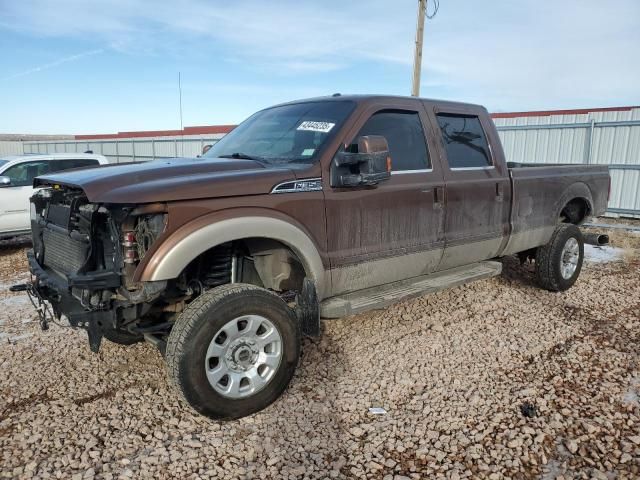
[535,224,583,292]
[165,283,300,419]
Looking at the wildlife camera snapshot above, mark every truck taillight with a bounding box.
[122,231,138,264]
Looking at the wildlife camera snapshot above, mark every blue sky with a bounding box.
[1,0,638,134]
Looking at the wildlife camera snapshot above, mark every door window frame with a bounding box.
[1,160,51,187]
[430,106,497,172]
[335,105,439,177]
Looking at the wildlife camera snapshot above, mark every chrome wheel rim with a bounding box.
[205,315,282,399]
[560,237,580,280]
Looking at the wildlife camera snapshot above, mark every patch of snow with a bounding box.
[584,244,624,263]
[0,274,29,290]
[623,375,640,407]
[0,295,30,307]
[540,459,563,480]
[8,333,33,342]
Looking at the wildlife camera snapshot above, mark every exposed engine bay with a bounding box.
[23,186,308,353]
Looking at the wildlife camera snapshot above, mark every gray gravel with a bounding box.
[0,239,639,479]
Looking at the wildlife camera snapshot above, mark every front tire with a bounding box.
[535,224,584,291]
[166,283,300,420]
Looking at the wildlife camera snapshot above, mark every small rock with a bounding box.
[565,439,579,454]
[628,435,640,445]
[507,438,523,449]
[266,456,280,466]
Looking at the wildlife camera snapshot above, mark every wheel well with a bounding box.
[179,238,307,296]
[560,198,591,225]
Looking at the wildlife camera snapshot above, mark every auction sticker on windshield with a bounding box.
[297,121,335,133]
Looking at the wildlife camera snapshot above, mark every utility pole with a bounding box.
[178,72,184,156]
[411,0,427,97]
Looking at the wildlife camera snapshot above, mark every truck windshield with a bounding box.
[204,100,355,164]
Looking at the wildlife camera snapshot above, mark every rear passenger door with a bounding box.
[325,101,446,296]
[428,106,511,270]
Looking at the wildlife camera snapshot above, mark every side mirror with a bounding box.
[0,176,11,187]
[332,135,392,187]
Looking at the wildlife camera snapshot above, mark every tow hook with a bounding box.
[9,283,29,292]
[10,282,51,331]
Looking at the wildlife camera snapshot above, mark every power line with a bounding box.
[426,0,439,19]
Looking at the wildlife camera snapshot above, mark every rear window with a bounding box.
[436,113,492,169]
[48,159,99,173]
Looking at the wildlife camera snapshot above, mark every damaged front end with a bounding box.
[17,185,169,352]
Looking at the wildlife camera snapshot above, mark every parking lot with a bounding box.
[1,227,639,479]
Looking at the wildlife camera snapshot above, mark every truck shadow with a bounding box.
[0,235,31,254]
[499,255,538,289]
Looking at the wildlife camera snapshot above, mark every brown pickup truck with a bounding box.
[17,94,610,420]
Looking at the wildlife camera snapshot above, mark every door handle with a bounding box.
[433,186,444,207]
[422,186,444,207]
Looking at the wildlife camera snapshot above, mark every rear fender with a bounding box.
[554,183,594,224]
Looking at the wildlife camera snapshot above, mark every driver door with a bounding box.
[324,101,445,296]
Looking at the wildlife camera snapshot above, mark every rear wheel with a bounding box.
[166,283,300,420]
[535,224,584,291]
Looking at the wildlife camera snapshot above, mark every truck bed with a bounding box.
[501,162,609,256]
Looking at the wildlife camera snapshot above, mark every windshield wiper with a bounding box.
[218,152,266,162]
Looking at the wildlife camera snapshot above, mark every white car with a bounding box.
[0,153,108,239]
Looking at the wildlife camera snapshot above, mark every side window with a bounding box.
[2,161,50,187]
[48,159,99,173]
[436,113,492,169]
[355,110,430,171]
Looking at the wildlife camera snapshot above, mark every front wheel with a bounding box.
[535,224,584,291]
[166,283,300,420]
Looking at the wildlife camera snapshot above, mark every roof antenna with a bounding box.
[332,93,341,97]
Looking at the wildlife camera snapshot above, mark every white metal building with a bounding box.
[8,106,640,216]
[493,106,640,217]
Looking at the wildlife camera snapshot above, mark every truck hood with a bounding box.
[34,157,298,204]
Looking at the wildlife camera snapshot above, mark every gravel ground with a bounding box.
[0,233,639,479]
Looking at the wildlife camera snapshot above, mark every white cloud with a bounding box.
[1,49,104,80]
[0,0,638,110]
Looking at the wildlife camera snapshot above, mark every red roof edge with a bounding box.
[490,106,638,119]
[73,106,639,139]
[75,125,236,140]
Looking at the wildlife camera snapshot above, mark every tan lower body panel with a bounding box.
[330,247,444,297]
[320,260,502,319]
[500,226,555,256]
